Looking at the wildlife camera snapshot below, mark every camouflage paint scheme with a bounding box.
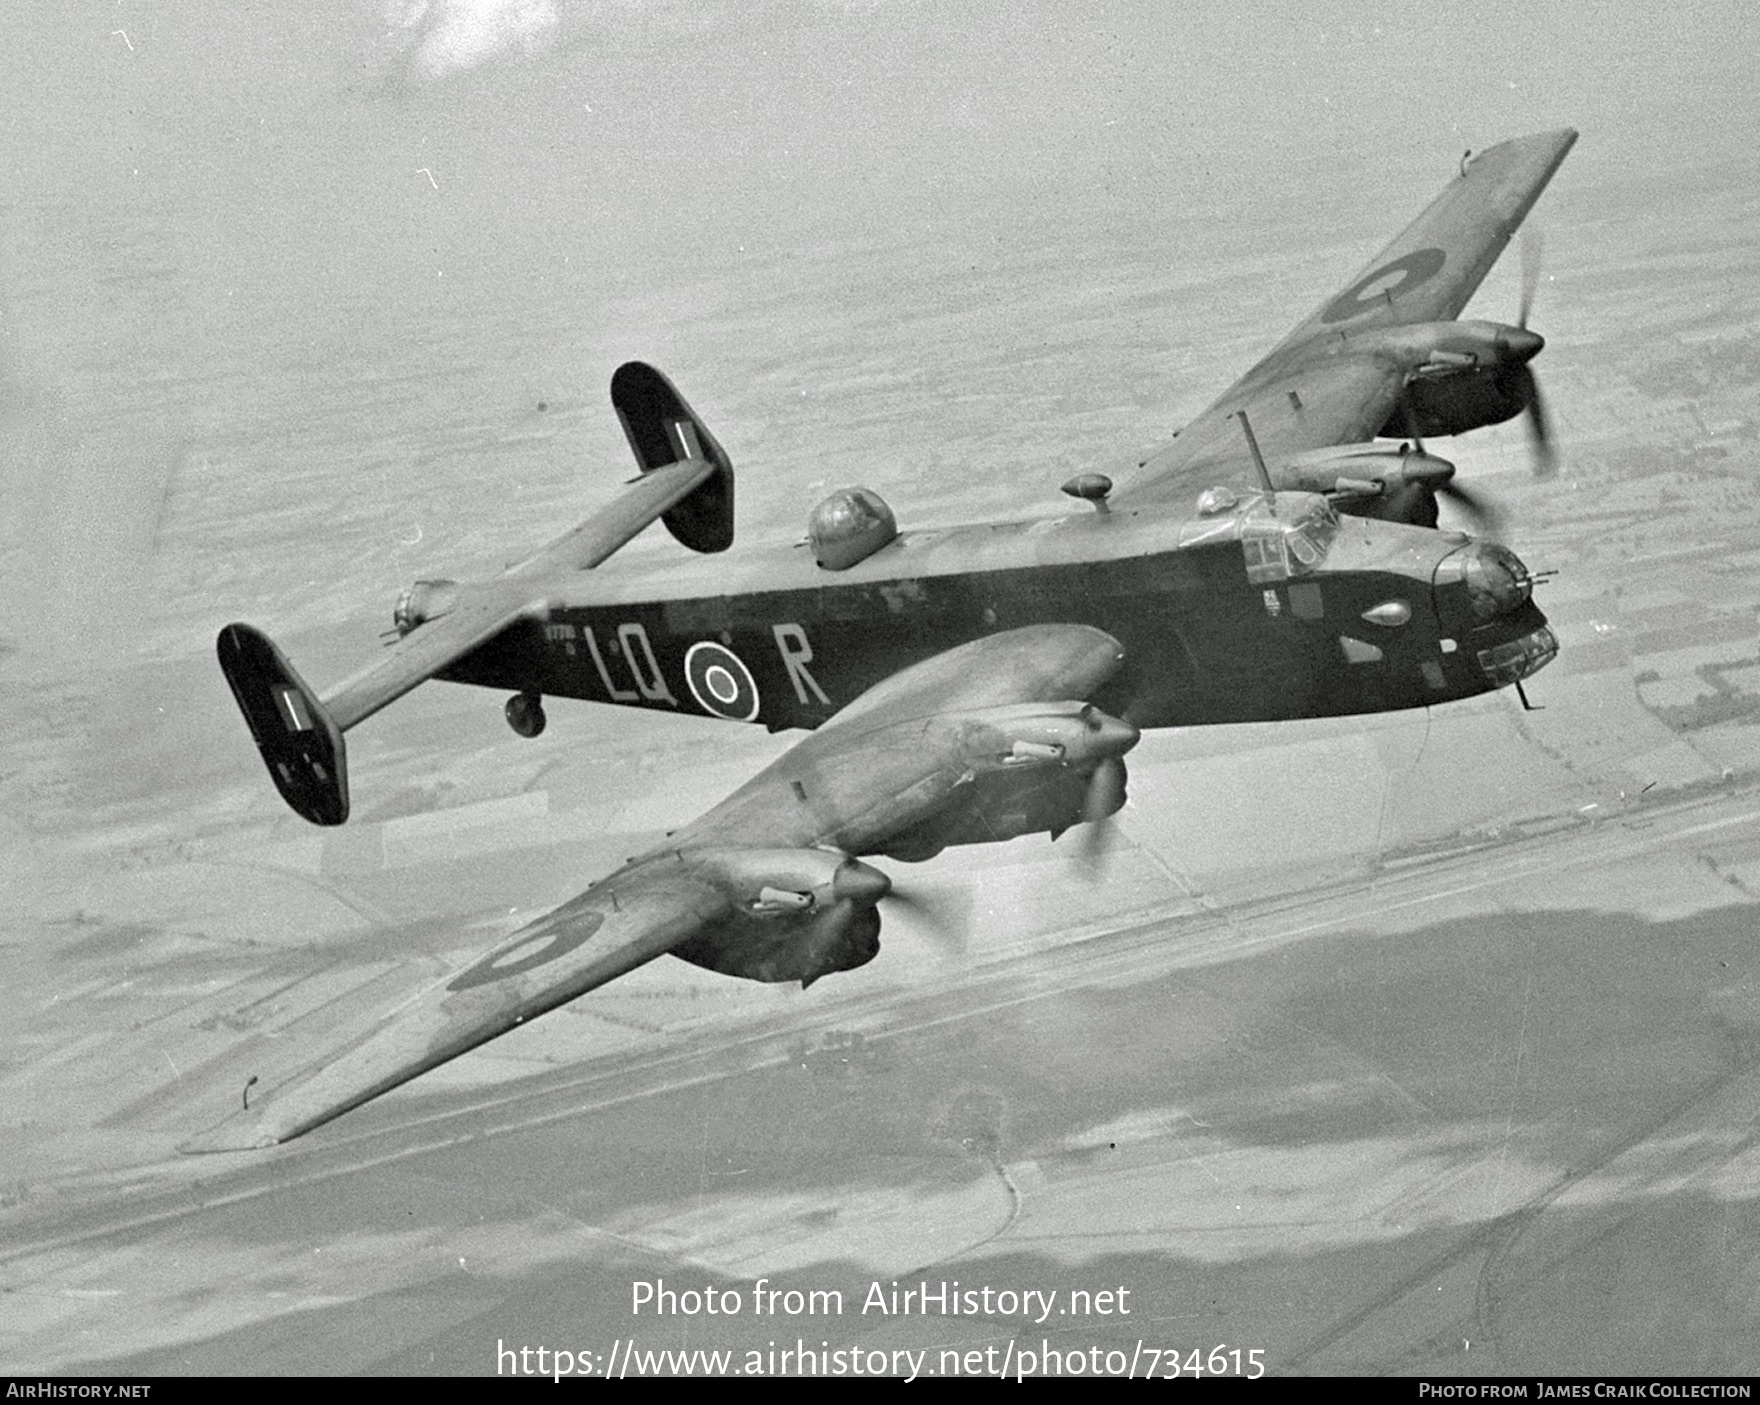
[201,130,1575,1148]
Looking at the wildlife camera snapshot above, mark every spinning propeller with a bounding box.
[1509,226,1558,479]
[1393,229,1557,538]
[879,880,972,957]
[1435,473,1507,541]
[1072,754,1128,879]
[1397,401,1509,541]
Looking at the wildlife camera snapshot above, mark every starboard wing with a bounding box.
[672,623,1134,853]
[186,624,1131,1150]
[181,859,734,1151]
[1115,128,1578,508]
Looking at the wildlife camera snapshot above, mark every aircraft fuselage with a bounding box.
[435,489,1554,733]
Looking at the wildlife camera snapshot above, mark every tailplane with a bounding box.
[216,624,349,825]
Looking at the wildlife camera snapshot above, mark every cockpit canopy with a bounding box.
[1179,490,1340,583]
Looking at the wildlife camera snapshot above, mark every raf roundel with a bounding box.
[1320,247,1448,325]
[685,641,761,721]
[447,911,606,992]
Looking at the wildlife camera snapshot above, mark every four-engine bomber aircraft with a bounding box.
[195,128,1577,1149]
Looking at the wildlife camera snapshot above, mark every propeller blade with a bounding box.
[1518,364,1558,479]
[1399,384,1426,456]
[1435,478,1509,541]
[882,884,969,957]
[1518,225,1544,330]
[1073,756,1128,879]
[1082,754,1126,826]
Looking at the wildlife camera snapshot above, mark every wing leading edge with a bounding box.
[1116,128,1578,507]
[185,624,1135,1151]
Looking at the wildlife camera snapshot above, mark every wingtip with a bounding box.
[1473,127,1579,167]
[178,1118,281,1155]
[1530,127,1580,162]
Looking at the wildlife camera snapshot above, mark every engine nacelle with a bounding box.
[668,847,891,987]
[1378,366,1529,440]
[392,579,460,637]
[1271,442,1456,497]
[880,758,1128,862]
[671,900,882,988]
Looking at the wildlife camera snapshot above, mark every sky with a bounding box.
[2,2,1751,396]
[4,1,1755,300]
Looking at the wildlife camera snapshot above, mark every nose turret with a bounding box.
[1433,539,1556,687]
[1450,540,1534,622]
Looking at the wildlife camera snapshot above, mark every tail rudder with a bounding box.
[216,623,349,825]
[610,361,733,554]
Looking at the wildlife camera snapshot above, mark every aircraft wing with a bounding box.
[1113,128,1578,508]
[184,623,1134,1151]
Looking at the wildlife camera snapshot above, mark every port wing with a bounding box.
[1116,129,1578,507]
